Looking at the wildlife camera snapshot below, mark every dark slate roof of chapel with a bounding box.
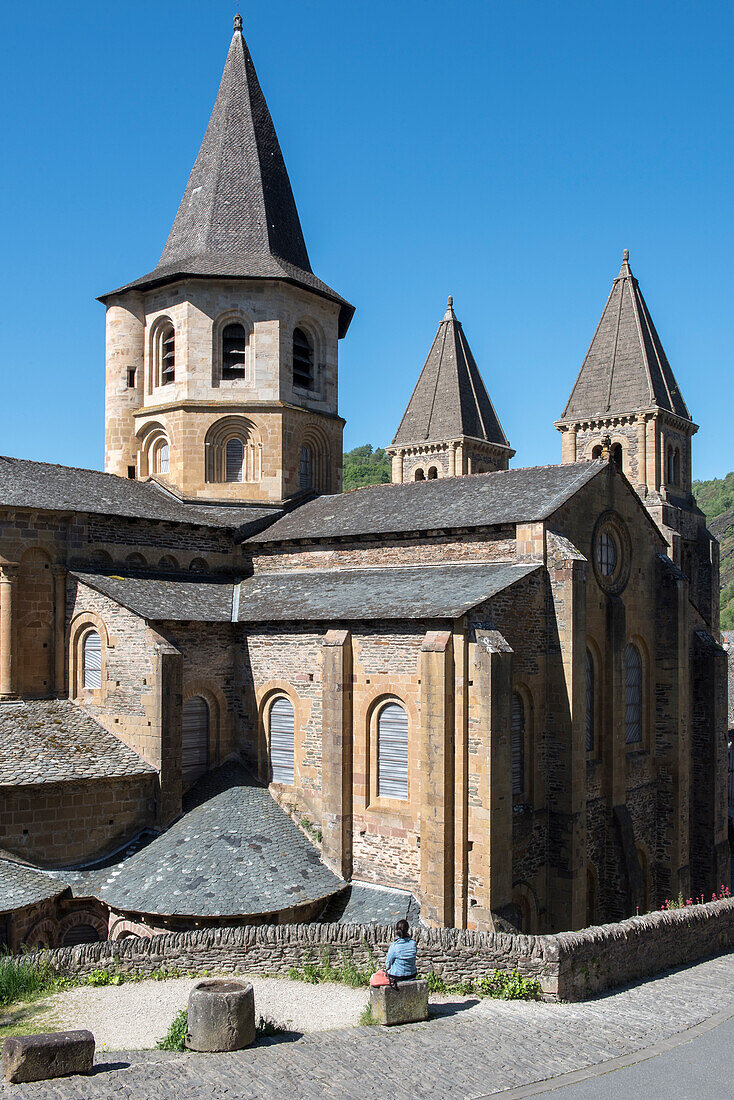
[0,859,68,915]
[235,562,540,621]
[72,562,540,622]
[0,700,155,787]
[71,765,343,919]
[247,461,605,543]
[72,571,235,622]
[560,251,692,422]
[101,21,353,337]
[0,455,279,531]
[392,298,511,449]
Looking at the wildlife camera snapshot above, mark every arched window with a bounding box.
[222,323,247,379]
[511,693,525,795]
[159,323,175,385]
[667,445,676,484]
[82,631,102,690]
[149,437,170,475]
[182,695,209,788]
[414,468,425,482]
[610,442,623,470]
[427,466,438,479]
[269,696,295,784]
[293,327,314,389]
[586,649,595,753]
[189,558,209,573]
[299,445,312,490]
[158,555,178,570]
[62,924,101,947]
[624,644,643,745]
[591,445,603,460]
[377,703,409,800]
[125,553,146,568]
[597,530,618,578]
[225,437,245,483]
[674,447,681,485]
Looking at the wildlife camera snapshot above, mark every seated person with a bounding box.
[385,919,417,986]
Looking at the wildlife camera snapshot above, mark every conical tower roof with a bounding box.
[561,251,690,421]
[101,17,353,336]
[392,298,511,448]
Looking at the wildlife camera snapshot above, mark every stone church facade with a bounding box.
[0,17,728,947]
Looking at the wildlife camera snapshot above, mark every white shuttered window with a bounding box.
[182,696,209,788]
[511,693,525,795]
[625,644,643,744]
[270,697,295,784]
[377,703,408,800]
[225,438,244,483]
[82,632,102,690]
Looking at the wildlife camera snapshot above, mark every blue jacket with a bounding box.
[386,936,417,977]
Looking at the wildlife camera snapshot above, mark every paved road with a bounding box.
[2,952,733,1099]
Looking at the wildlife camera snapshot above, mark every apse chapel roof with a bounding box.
[0,455,279,531]
[247,462,605,543]
[560,251,692,422]
[0,700,154,786]
[0,859,68,915]
[392,297,511,450]
[101,17,353,337]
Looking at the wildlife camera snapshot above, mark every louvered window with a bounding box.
[511,693,525,795]
[225,438,245,483]
[299,446,312,490]
[269,697,295,784]
[586,650,595,753]
[377,703,408,800]
[293,327,314,389]
[158,443,170,475]
[182,696,209,788]
[160,324,175,385]
[62,924,100,947]
[82,631,102,690]
[222,323,247,379]
[624,644,643,744]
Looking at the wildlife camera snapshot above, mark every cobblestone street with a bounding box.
[2,952,733,1099]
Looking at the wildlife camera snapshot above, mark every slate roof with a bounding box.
[560,251,692,422]
[321,883,421,926]
[392,298,511,449]
[0,700,155,786]
[73,572,235,623]
[247,462,605,543]
[73,769,343,918]
[101,21,353,338]
[235,563,540,621]
[0,859,68,915]
[0,455,279,531]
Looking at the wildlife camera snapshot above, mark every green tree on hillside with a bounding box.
[692,472,734,523]
[342,444,392,492]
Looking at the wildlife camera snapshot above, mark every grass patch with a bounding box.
[156,1009,188,1051]
[359,1003,379,1026]
[0,956,74,1007]
[287,947,373,989]
[426,969,541,1001]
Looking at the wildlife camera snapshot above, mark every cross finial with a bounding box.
[234,5,243,32]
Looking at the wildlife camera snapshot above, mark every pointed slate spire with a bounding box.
[561,250,690,420]
[102,20,353,335]
[392,297,511,447]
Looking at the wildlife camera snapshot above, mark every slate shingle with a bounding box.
[0,859,68,915]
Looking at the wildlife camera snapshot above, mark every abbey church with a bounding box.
[0,17,728,949]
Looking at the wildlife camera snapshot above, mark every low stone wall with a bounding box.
[19,898,734,1002]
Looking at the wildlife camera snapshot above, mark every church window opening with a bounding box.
[299,445,312,490]
[586,649,595,753]
[511,693,525,795]
[152,440,170,475]
[225,438,245,483]
[624,644,643,745]
[62,923,101,947]
[159,323,176,385]
[427,466,438,479]
[82,631,102,691]
[597,531,617,577]
[610,442,623,469]
[293,327,314,389]
[182,695,209,789]
[377,703,409,800]
[269,696,295,784]
[127,368,136,388]
[414,468,425,482]
[222,323,247,380]
[591,444,603,460]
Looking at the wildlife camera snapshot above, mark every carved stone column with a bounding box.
[0,561,19,698]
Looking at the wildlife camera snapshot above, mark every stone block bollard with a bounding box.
[2,1030,95,1084]
[187,979,256,1052]
[370,980,429,1025]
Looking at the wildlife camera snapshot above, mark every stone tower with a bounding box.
[556,250,719,629]
[100,16,353,504]
[387,297,514,483]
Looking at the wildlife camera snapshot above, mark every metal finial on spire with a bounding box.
[447,295,453,308]
[234,4,243,32]
[622,248,629,262]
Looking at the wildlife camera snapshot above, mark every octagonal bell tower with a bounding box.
[101,15,353,504]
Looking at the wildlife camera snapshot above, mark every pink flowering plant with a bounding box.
[661,885,731,910]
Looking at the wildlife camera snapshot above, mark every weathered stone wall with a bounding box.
[19,898,734,1002]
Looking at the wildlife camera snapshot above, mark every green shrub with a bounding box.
[359,1003,379,1026]
[426,971,449,994]
[475,970,541,1000]
[156,1009,188,1051]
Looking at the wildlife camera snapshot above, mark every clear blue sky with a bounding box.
[1,1,732,479]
